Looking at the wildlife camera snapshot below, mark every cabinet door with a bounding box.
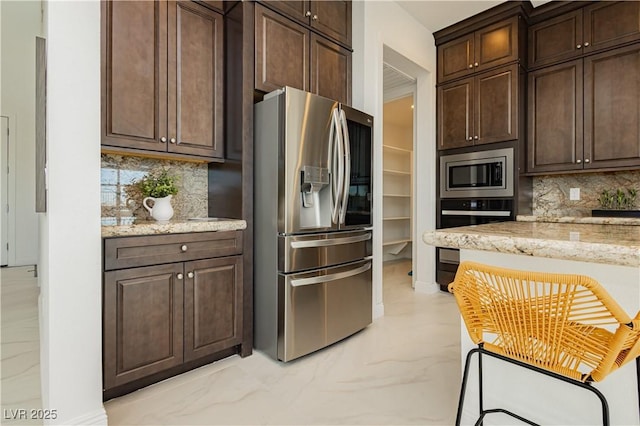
[584,44,640,170]
[583,1,640,54]
[184,256,243,362]
[103,263,184,389]
[255,4,309,93]
[437,77,473,150]
[102,0,167,152]
[310,1,352,47]
[527,60,583,173]
[474,16,519,73]
[310,33,351,104]
[167,1,223,159]
[528,9,583,69]
[475,64,518,145]
[437,34,474,83]
[262,1,310,25]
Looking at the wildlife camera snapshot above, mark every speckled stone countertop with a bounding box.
[423,221,640,267]
[517,215,640,226]
[101,218,247,238]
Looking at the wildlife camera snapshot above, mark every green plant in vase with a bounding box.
[131,170,179,221]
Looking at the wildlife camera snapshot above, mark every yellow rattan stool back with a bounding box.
[449,261,640,382]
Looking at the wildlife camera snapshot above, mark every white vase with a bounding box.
[142,195,174,222]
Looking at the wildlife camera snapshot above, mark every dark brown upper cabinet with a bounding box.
[527,44,640,173]
[102,1,224,161]
[529,1,640,69]
[255,3,351,104]
[261,0,351,48]
[438,64,519,150]
[438,16,520,84]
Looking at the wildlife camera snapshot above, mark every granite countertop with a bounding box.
[517,215,640,226]
[101,218,247,238]
[423,221,640,267]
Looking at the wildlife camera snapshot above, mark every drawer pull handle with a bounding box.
[576,159,582,164]
[584,42,590,47]
[312,14,318,20]
[160,136,167,143]
[170,137,177,144]
[177,273,183,280]
[468,64,473,69]
[584,158,590,163]
[181,245,188,252]
[187,272,194,279]
[305,10,311,17]
[577,44,582,49]
[474,62,479,67]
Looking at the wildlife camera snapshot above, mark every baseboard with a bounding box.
[414,280,438,294]
[56,408,107,426]
[374,302,384,319]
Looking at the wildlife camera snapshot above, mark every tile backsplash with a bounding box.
[101,154,208,224]
[533,170,640,217]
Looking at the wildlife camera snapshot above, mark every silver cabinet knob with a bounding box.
[305,10,311,17]
[181,245,188,252]
[312,14,318,20]
[187,272,194,279]
[170,137,177,144]
[177,273,183,280]
[474,62,479,67]
[160,136,167,142]
[584,158,590,163]
[474,135,479,140]
[468,64,473,69]
[576,44,582,49]
[468,136,473,141]
[584,42,590,47]
[576,159,582,164]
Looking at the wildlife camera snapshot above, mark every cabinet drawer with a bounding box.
[104,231,243,270]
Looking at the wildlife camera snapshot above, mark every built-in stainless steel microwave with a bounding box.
[440,147,514,198]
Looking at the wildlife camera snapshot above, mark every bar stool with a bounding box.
[448,261,640,426]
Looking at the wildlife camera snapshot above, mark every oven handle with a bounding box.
[441,210,511,217]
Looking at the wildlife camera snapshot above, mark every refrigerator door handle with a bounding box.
[331,109,344,224]
[290,233,371,248]
[290,262,371,287]
[328,109,339,223]
[339,109,351,225]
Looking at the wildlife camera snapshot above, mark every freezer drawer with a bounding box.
[278,259,372,362]
[278,230,372,273]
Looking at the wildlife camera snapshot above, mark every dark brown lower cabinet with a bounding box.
[103,263,184,390]
[184,257,243,362]
[103,231,244,398]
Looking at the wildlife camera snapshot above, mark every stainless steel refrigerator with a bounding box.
[254,87,373,362]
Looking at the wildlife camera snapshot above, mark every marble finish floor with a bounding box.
[105,260,461,425]
[1,266,42,425]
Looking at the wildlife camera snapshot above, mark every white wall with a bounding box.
[40,1,105,424]
[352,1,438,317]
[0,0,42,266]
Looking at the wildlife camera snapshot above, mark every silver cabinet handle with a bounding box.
[291,262,371,287]
[187,272,194,279]
[181,245,188,252]
[290,233,371,249]
[312,14,318,20]
[584,42,590,47]
[585,158,590,163]
[177,273,183,280]
[577,159,582,164]
[170,137,177,144]
[577,44,582,49]
[474,62,479,67]
[305,10,311,17]
[474,135,479,140]
[468,64,473,69]
[160,136,167,143]
[468,137,473,141]
[441,210,511,217]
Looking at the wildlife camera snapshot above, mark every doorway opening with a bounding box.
[382,62,416,291]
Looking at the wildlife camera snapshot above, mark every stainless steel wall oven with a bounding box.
[436,198,514,291]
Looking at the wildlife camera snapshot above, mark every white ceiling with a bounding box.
[396,0,552,33]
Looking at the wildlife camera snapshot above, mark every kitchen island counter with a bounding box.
[423,221,640,267]
[101,218,247,238]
